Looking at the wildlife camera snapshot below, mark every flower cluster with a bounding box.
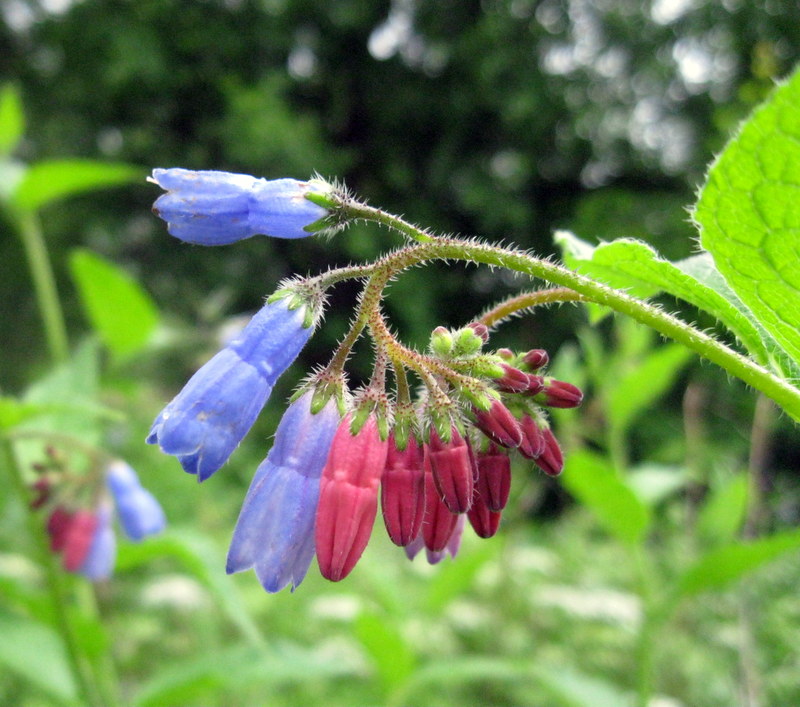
[33,452,165,581]
[147,168,583,593]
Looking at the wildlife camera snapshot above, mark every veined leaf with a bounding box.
[695,68,800,366]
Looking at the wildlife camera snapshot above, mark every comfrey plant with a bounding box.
[148,71,800,593]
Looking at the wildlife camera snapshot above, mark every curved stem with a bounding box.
[15,209,70,363]
[480,288,588,328]
[341,208,800,421]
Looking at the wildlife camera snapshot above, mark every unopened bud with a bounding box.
[452,327,484,357]
[430,326,454,358]
[467,322,490,343]
[536,378,583,408]
[522,349,549,371]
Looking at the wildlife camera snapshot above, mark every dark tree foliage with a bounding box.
[2,0,799,386]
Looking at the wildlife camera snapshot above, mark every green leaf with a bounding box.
[11,159,142,211]
[555,232,772,364]
[0,396,48,429]
[696,474,749,547]
[627,463,687,507]
[354,611,416,694]
[695,68,800,366]
[560,450,651,545]
[677,528,800,597]
[0,609,77,703]
[0,84,24,156]
[606,343,692,439]
[69,248,159,357]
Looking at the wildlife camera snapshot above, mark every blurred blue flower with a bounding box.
[78,505,117,581]
[150,168,331,245]
[106,461,166,541]
[147,297,314,481]
[226,391,340,592]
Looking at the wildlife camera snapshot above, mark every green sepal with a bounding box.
[429,327,454,358]
[451,327,484,358]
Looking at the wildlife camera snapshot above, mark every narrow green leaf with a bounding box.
[11,159,142,211]
[607,343,692,439]
[677,528,800,597]
[560,450,651,545]
[695,68,800,366]
[69,248,159,357]
[696,474,749,547]
[555,232,772,364]
[355,611,416,693]
[0,84,24,156]
[0,609,77,703]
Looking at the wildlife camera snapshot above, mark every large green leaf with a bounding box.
[696,474,749,547]
[69,249,159,358]
[0,84,24,156]
[355,611,416,694]
[11,159,142,211]
[560,450,651,546]
[695,68,800,366]
[677,528,800,597]
[0,610,77,703]
[555,231,772,364]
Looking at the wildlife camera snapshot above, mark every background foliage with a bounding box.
[2,1,800,705]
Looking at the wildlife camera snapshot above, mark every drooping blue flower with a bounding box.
[150,168,331,245]
[78,505,117,581]
[226,391,340,592]
[105,461,166,541]
[147,297,314,481]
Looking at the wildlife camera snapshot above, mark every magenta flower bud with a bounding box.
[535,428,564,476]
[315,415,389,581]
[494,363,531,393]
[472,399,523,449]
[425,515,465,564]
[467,322,490,343]
[47,507,74,553]
[537,379,584,408]
[150,169,330,245]
[380,434,426,547]
[518,414,546,459]
[524,374,545,396]
[427,426,476,513]
[466,492,502,539]
[421,452,459,552]
[522,349,549,370]
[475,444,511,512]
[62,510,98,572]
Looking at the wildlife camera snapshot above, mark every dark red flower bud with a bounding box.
[522,349,549,370]
[47,506,74,553]
[538,379,583,408]
[497,348,514,361]
[381,434,425,547]
[427,427,476,513]
[468,322,490,343]
[518,414,546,459]
[473,399,523,449]
[315,415,389,581]
[30,478,52,509]
[495,363,531,393]
[475,444,511,512]
[534,428,564,476]
[466,493,502,538]
[524,374,545,395]
[62,510,98,572]
[421,452,459,552]
[426,515,465,564]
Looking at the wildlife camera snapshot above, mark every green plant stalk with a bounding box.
[0,436,101,707]
[15,209,70,363]
[345,207,800,421]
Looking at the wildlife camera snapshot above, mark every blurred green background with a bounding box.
[2,1,800,706]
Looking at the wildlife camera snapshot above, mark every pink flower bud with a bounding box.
[535,428,564,476]
[47,507,74,553]
[315,415,389,581]
[426,515,465,564]
[380,435,425,547]
[422,452,459,552]
[427,427,476,513]
[518,414,546,459]
[466,493,502,538]
[62,510,99,572]
[467,322,490,343]
[538,379,583,408]
[475,444,511,512]
[494,363,531,393]
[522,349,549,370]
[472,399,523,449]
